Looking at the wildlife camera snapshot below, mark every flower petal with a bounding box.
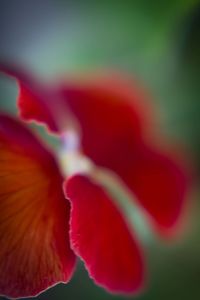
[18,81,59,132]
[65,174,145,295]
[61,73,152,151]
[0,62,59,131]
[0,65,189,233]
[0,115,76,298]
[118,144,189,235]
[61,77,189,234]
[1,65,152,138]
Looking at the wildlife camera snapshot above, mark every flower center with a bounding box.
[59,130,93,177]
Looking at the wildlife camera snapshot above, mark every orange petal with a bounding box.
[0,115,76,298]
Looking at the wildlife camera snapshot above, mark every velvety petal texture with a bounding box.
[9,66,189,233]
[3,63,189,228]
[0,64,191,297]
[0,115,76,298]
[61,78,189,234]
[65,175,145,294]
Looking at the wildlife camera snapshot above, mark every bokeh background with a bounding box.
[0,1,200,299]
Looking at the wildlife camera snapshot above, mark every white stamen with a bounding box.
[61,129,80,152]
[59,130,93,176]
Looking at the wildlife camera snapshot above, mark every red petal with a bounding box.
[18,81,58,132]
[65,175,145,295]
[1,65,188,232]
[0,115,76,298]
[1,65,152,138]
[61,76,188,234]
[115,143,189,235]
[61,73,152,155]
[0,62,58,131]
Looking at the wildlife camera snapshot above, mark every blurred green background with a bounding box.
[0,1,200,299]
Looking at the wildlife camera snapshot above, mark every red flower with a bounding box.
[0,64,189,298]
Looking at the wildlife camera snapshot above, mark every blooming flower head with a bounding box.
[0,63,190,298]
